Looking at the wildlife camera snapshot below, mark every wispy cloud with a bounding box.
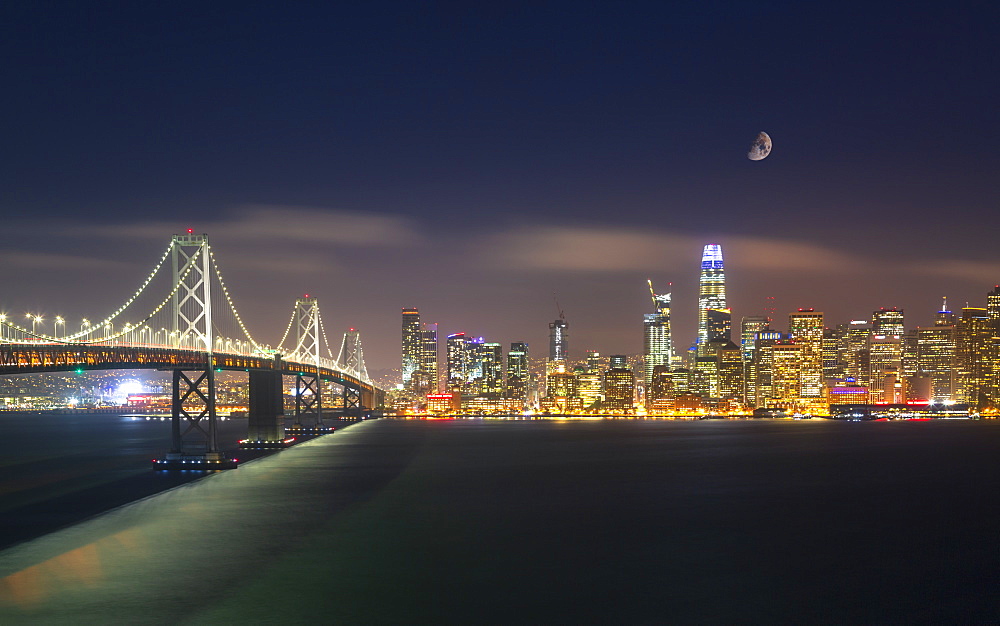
[52,205,425,248]
[0,251,129,271]
[479,225,867,275]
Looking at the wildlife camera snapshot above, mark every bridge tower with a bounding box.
[159,233,235,469]
[290,296,326,432]
[338,328,372,415]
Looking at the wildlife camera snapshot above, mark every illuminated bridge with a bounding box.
[0,232,385,469]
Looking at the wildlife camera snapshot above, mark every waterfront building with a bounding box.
[578,352,603,409]
[446,333,468,392]
[696,244,731,356]
[603,360,635,413]
[956,308,990,405]
[917,308,957,403]
[751,330,784,407]
[647,364,673,413]
[401,308,421,388]
[506,342,529,402]
[716,340,744,405]
[480,342,504,396]
[868,335,902,404]
[839,320,872,388]
[643,280,673,387]
[789,309,824,398]
[418,323,439,394]
[770,342,803,406]
[828,378,870,405]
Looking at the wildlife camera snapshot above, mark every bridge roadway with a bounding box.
[0,342,374,396]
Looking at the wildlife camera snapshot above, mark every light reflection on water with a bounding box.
[0,418,999,623]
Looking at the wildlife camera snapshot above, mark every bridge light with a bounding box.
[187,228,194,234]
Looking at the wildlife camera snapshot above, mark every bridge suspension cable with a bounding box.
[1,253,200,344]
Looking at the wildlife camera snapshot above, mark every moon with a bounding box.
[747,131,772,161]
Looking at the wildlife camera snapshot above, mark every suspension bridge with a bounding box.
[0,231,385,469]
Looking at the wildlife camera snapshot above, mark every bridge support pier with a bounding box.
[155,366,237,470]
[242,369,286,448]
[343,384,363,418]
[287,373,331,435]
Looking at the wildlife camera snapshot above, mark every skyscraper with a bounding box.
[506,342,529,401]
[872,307,905,336]
[643,280,673,387]
[549,316,568,362]
[788,309,824,398]
[956,308,989,405]
[418,323,439,393]
[604,357,635,413]
[917,300,957,403]
[401,308,421,389]
[696,244,731,356]
[446,332,468,392]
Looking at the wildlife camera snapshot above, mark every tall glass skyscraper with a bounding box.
[401,308,421,388]
[696,244,731,356]
[643,280,673,387]
[549,318,568,362]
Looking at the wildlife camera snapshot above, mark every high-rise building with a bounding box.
[647,364,674,412]
[868,334,902,403]
[577,350,603,409]
[401,308,422,388]
[586,350,603,372]
[752,330,784,407]
[872,307,905,336]
[716,340,744,404]
[789,309,824,398]
[643,280,673,387]
[506,342,529,401]
[770,342,803,405]
[988,287,1000,323]
[479,342,504,396]
[918,301,957,403]
[603,358,635,413]
[696,244,731,356]
[418,323,439,393]
[549,317,568,362]
[446,333,468,392]
[839,320,872,388]
[742,322,772,407]
[956,308,990,405]
[740,315,769,363]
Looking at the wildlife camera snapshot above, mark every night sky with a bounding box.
[2,2,998,374]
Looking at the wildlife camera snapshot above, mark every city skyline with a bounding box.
[1,3,997,371]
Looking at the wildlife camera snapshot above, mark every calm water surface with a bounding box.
[0,417,998,623]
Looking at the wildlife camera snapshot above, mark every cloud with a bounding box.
[51,205,425,248]
[479,225,868,275]
[0,251,129,271]
[909,259,1000,285]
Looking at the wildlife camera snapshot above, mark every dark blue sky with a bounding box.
[2,2,998,372]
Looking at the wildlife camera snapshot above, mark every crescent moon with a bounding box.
[747,131,772,161]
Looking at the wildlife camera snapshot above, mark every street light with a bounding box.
[27,314,42,336]
[54,316,65,339]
